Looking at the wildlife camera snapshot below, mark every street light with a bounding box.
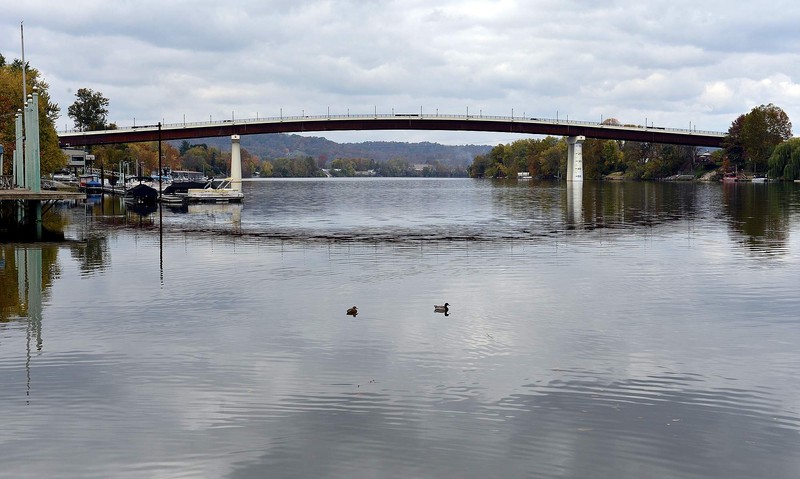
[157,122,162,194]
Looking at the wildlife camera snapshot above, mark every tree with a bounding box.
[241,148,260,177]
[539,142,566,178]
[179,140,192,155]
[468,154,492,178]
[601,117,621,126]
[723,104,792,173]
[601,140,623,173]
[468,137,567,179]
[581,138,604,179]
[0,54,64,175]
[767,137,800,180]
[260,159,274,177]
[67,88,110,131]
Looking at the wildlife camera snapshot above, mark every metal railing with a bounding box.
[1,175,14,189]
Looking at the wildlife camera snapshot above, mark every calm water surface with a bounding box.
[2,179,800,478]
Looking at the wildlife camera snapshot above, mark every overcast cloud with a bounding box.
[3,0,800,144]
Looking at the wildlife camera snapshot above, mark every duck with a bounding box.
[434,302,450,313]
[346,306,358,317]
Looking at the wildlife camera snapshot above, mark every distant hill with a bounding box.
[177,133,492,167]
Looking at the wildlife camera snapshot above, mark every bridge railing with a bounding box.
[60,113,725,137]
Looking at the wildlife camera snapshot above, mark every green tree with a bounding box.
[539,142,566,178]
[378,158,410,177]
[723,104,792,173]
[180,144,221,176]
[767,137,800,180]
[620,141,654,180]
[468,154,492,178]
[67,88,110,132]
[601,140,623,173]
[469,137,566,179]
[179,140,192,155]
[271,157,292,177]
[581,138,604,179]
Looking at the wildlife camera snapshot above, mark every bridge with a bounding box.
[58,113,725,147]
[57,113,726,182]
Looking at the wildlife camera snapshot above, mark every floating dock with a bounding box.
[0,188,85,201]
[1,188,86,242]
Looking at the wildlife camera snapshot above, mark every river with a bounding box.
[2,178,799,478]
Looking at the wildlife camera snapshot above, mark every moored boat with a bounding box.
[186,177,243,203]
[124,182,158,206]
[52,171,77,183]
[163,171,209,195]
[79,173,102,193]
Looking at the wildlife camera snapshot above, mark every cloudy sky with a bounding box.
[3,0,800,145]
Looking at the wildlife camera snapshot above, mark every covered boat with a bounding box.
[124,183,158,205]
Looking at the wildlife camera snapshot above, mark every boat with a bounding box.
[751,175,768,183]
[79,173,102,193]
[163,170,209,195]
[52,171,77,183]
[186,177,244,203]
[124,182,158,206]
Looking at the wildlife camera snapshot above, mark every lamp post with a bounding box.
[158,122,162,194]
[131,122,163,194]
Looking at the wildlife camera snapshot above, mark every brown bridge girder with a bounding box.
[58,117,725,148]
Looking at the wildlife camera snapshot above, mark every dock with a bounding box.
[0,188,85,201]
[1,185,86,242]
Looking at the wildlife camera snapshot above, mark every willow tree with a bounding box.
[767,137,800,180]
[0,55,64,175]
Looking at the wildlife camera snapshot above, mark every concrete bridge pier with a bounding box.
[567,136,585,182]
[230,134,242,192]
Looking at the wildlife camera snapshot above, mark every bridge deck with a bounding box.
[58,114,726,148]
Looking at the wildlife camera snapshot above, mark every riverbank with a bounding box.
[603,169,769,182]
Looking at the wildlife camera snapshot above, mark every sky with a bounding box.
[3,0,800,145]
